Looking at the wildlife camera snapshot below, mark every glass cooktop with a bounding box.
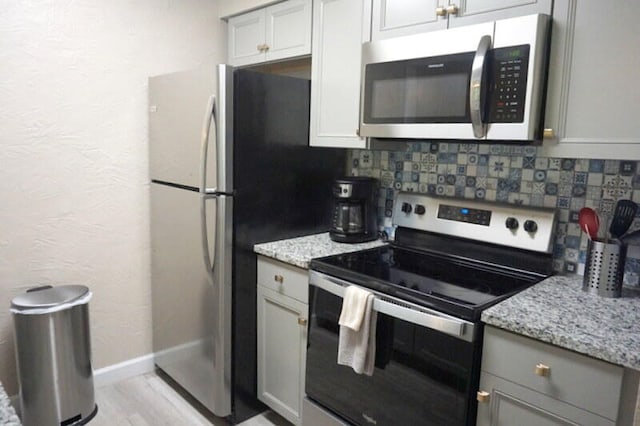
[310,245,544,321]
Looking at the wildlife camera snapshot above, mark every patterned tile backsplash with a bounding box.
[348,142,640,288]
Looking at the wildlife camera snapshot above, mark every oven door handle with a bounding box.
[309,271,472,340]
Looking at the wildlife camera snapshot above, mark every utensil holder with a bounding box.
[582,239,626,298]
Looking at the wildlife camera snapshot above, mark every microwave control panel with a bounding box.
[487,45,530,123]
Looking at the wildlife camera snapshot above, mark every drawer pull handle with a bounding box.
[476,391,490,403]
[535,363,550,377]
[274,275,284,284]
[298,318,308,326]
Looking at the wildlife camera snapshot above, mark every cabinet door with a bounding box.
[448,0,552,28]
[541,0,640,159]
[371,0,447,41]
[257,285,308,426]
[265,0,312,63]
[309,0,370,148]
[477,372,615,426]
[228,8,266,66]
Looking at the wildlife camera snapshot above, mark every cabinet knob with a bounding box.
[257,44,270,52]
[446,5,459,15]
[298,318,308,326]
[476,391,490,403]
[274,274,284,284]
[543,128,555,139]
[435,6,447,16]
[535,363,550,377]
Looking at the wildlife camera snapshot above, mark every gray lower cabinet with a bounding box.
[478,372,615,425]
[257,256,308,426]
[477,326,639,426]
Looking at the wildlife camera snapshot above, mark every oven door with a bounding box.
[306,271,481,426]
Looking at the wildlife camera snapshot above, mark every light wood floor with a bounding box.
[90,371,290,426]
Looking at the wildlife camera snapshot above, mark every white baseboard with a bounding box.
[8,353,157,412]
[93,353,156,388]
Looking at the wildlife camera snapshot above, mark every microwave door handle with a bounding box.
[470,35,491,139]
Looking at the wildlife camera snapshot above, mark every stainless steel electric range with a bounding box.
[304,192,558,426]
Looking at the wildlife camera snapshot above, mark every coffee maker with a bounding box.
[329,177,379,243]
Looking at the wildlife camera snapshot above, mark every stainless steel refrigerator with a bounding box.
[148,65,345,423]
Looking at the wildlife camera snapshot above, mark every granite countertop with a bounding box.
[254,232,386,269]
[0,382,20,425]
[482,274,640,370]
[255,233,640,371]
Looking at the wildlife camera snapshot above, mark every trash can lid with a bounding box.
[11,285,90,311]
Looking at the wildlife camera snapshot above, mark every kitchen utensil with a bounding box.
[583,239,626,298]
[609,200,638,239]
[621,228,640,245]
[579,207,600,240]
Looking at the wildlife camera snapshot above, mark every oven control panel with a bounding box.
[437,204,492,226]
[393,192,557,253]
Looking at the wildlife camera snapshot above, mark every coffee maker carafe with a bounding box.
[329,177,379,243]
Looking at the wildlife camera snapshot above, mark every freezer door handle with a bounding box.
[200,193,217,285]
[199,94,217,194]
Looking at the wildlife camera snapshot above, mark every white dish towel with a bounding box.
[337,285,377,376]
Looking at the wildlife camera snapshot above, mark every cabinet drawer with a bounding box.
[477,372,615,426]
[482,326,624,421]
[257,256,308,303]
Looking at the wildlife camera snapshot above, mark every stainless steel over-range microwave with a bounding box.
[359,14,550,142]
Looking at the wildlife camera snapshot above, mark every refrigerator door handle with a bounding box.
[200,94,217,195]
[200,193,217,285]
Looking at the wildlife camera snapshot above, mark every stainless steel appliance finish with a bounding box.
[393,192,557,253]
[330,177,379,243]
[12,286,97,426]
[149,65,345,423]
[359,14,550,141]
[307,192,557,426]
[310,270,477,342]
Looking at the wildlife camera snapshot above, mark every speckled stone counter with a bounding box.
[482,274,640,370]
[254,232,386,269]
[0,382,20,425]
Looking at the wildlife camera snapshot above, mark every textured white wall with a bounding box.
[0,0,226,394]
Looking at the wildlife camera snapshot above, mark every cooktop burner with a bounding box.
[310,245,542,321]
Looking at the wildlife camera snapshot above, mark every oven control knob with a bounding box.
[414,204,426,215]
[401,202,412,214]
[505,217,519,230]
[524,220,538,233]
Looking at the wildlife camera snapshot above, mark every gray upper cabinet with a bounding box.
[541,0,640,159]
[371,0,446,40]
[309,0,372,148]
[227,0,312,67]
[371,0,552,40]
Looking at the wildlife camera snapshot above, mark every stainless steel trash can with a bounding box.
[11,285,97,426]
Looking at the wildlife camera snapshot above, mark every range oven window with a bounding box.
[306,285,481,426]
